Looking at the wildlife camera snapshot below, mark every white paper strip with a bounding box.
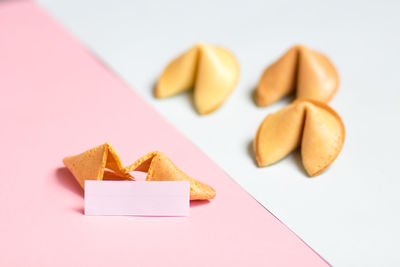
[84,181,190,217]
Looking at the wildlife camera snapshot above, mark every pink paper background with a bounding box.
[0,1,328,266]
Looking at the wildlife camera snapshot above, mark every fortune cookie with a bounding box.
[254,100,345,176]
[63,144,216,200]
[63,143,133,188]
[125,151,216,200]
[256,45,339,107]
[155,43,240,115]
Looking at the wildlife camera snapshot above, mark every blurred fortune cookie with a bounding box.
[256,45,339,107]
[155,43,240,115]
[63,143,216,200]
[254,100,345,177]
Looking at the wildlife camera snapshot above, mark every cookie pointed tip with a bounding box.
[62,157,69,165]
[293,44,307,50]
[154,83,165,98]
[195,42,207,49]
[305,168,321,177]
[255,154,267,168]
[209,190,216,199]
[197,107,211,115]
[195,100,220,115]
[255,96,267,107]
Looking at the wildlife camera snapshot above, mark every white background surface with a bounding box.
[36,0,400,265]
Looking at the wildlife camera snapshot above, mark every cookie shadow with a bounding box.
[55,167,84,198]
[250,85,297,108]
[73,207,85,215]
[249,86,258,106]
[190,199,210,208]
[247,139,258,167]
[151,80,158,98]
[184,90,197,113]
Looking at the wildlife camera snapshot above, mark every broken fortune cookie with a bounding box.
[63,144,216,200]
[62,142,133,188]
[124,151,216,200]
[254,100,345,176]
[155,43,240,115]
[256,45,339,107]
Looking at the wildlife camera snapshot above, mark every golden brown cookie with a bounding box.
[64,144,216,200]
[256,45,339,107]
[156,43,240,115]
[63,143,133,188]
[254,100,345,176]
[125,151,216,200]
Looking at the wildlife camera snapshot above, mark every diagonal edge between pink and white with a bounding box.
[0,1,329,266]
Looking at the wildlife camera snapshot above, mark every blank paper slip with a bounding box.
[85,181,190,216]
